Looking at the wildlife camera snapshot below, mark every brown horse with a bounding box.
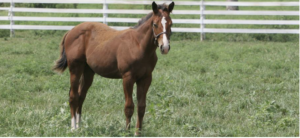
[53,1,174,135]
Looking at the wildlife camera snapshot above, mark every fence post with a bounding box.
[200,0,205,41]
[9,0,14,37]
[103,0,108,25]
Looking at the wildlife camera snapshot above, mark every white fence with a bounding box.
[0,0,299,39]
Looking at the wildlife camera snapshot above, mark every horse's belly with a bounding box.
[86,48,122,78]
[89,62,122,79]
[96,69,122,79]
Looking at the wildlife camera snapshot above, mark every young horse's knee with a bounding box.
[124,104,134,117]
[137,105,146,114]
[69,93,79,105]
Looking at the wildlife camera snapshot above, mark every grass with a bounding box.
[0,34,298,136]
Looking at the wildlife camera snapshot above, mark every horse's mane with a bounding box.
[133,3,169,29]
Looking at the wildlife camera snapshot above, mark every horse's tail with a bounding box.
[53,31,69,73]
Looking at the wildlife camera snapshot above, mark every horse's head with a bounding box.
[152,1,174,55]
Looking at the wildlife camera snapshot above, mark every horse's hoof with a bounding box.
[134,132,141,137]
[71,127,76,132]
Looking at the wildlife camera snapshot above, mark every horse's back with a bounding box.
[66,22,115,45]
[64,22,141,78]
[64,22,116,58]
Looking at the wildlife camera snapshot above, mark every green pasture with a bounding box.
[0,34,298,136]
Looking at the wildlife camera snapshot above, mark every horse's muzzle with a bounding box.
[160,45,170,54]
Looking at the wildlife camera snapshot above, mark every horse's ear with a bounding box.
[168,2,174,13]
[152,1,158,14]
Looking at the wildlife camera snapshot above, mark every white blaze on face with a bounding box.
[161,16,169,54]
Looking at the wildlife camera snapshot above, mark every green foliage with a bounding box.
[250,100,296,129]
[15,3,77,9]
[0,30,9,38]
[0,35,298,136]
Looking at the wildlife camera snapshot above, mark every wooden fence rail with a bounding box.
[0,0,299,39]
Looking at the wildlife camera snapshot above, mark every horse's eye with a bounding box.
[153,24,158,28]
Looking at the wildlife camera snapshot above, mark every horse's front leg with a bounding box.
[122,75,135,130]
[135,74,152,136]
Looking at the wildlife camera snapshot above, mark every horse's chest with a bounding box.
[133,64,151,76]
[124,58,156,78]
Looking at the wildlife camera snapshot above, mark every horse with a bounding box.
[53,1,174,135]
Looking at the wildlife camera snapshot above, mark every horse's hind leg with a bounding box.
[68,62,84,130]
[76,65,95,128]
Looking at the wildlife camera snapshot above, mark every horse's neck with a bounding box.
[136,19,157,55]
